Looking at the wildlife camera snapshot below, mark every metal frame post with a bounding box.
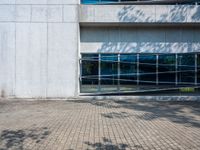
[156,54,159,85]
[137,54,139,85]
[118,54,120,92]
[175,53,178,85]
[195,53,197,85]
[98,54,101,92]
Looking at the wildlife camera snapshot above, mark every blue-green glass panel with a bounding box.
[81,54,99,93]
[139,54,156,85]
[120,54,137,91]
[100,54,118,92]
[198,54,200,84]
[178,53,195,84]
[81,0,100,4]
[158,54,176,85]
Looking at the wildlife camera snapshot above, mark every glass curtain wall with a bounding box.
[80,53,200,95]
[81,0,199,4]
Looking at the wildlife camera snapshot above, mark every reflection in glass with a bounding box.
[178,54,195,84]
[81,0,99,4]
[81,54,99,93]
[139,54,156,85]
[80,53,200,95]
[120,54,137,91]
[100,54,118,92]
[198,54,200,84]
[158,54,176,85]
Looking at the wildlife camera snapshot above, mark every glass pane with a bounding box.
[100,54,118,92]
[120,54,137,91]
[198,54,200,84]
[139,54,156,85]
[81,0,100,4]
[81,54,99,93]
[101,0,118,2]
[158,54,176,85]
[177,54,195,85]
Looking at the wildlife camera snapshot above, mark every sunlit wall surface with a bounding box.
[80,53,200,95]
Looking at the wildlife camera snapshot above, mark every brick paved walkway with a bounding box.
[0,99,200,150]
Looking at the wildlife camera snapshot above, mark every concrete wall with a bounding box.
[0,0,79,98]
[81,26,200,53]
[80,5,200,23]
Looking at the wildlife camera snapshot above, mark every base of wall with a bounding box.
[1,96,200,101]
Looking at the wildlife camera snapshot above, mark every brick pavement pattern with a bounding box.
[0,99,200,150]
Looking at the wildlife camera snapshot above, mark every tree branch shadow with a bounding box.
[0,127,50,150]
[84,137,130,150]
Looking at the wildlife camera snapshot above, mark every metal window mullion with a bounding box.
[195,53,197,85]
[137,54,139,85]
[80,57,82,93]
[156,54,159,85]
[175,53,178,85]
[98,54,101,92]
[118,54,120,92]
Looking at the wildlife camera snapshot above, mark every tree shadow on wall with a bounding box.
[95,4,200,54]
[0,127,50,150]
[118,5,200,23]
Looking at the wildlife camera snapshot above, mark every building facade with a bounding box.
[0,0,200,98]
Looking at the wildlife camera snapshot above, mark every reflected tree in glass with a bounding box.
[177,54,195,85]
[158,54,176,85]
[120,54,137,91]
[139,54,156,85]
[81,54,99,93]
[100,54,118,92]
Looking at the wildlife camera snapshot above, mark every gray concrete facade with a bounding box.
[0,0,79,98]
[81,26,200,53]
[0,1,200,98]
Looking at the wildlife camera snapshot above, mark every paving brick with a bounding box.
[0,100,200,150]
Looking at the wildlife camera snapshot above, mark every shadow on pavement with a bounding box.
[0,127,50,150]
[69,100,200,128]
[84,137,130,150]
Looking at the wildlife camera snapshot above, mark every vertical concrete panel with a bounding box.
[0,0,15,4]
[155,5,170,22]
[165,28,181,53]
[180,28,194,52]
[31,5,47,22]
[151,28,165,53]
[119,27,138,52]
[16,0,47,4]
[47,5,63,22]
[0,23,15,97]
[16,5,31,22]
[63,5,78,23]
[193,28,200,52]
[16,23,47,97]
[187,5,200,22]
[47,23,78,97]
[168,5,188,22]
[79,5,95,22]
[138,28,158,53]
[47,0,78,4]
[0,5,15,22]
